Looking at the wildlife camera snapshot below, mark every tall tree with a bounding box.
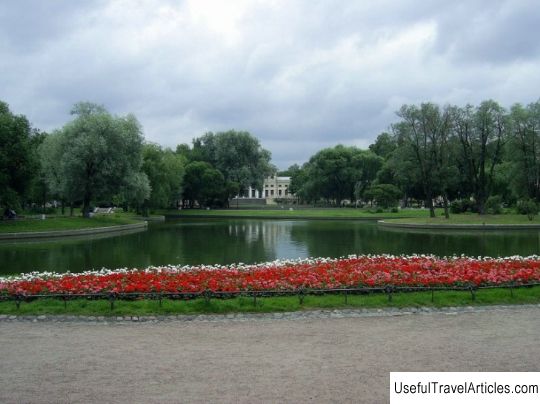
[506,101,540,200]
[49,102,149,217]
[395,103,453,218]
[453,101,508,214]
[142,143,185,210]
[0,101,39,210]
[297,145,382,206]
[192,130,274,200]
[369,132,397,159]
[182,161,226,208]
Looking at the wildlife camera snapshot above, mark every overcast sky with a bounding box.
[1,0,540,168]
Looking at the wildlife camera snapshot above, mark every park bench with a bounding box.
[93,207,115,214]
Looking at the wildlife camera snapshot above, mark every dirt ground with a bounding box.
[0,307,539,403]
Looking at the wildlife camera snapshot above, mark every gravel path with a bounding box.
[0,306,539,403]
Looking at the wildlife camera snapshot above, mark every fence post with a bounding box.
[252,292,257,307]
[344,289,348,305]
[431,289,434,303]
[158,293,162,308]
[298,288,305,305]
[63,295,67,309]
[509,284,514,298]
[15,295,21,311]
[386,286,393,302]
[108,293,116,311]
[469,286,476,301]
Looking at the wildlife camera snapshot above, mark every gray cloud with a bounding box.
[1,0,539,169]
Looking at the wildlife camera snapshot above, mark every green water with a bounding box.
[1,218,540,275]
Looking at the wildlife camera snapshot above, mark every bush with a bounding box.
[364,184,402,209]
[485,196,503,215]
[450,199,475,214]
[516,199,539,221]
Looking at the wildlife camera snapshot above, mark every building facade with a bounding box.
[236,175,294,202]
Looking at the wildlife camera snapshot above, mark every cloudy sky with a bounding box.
[1,0,539,168]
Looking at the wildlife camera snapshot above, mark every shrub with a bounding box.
[516,199,539,221]
[364,184,402,209]
[450,199,475,214]
[485,196,503,215]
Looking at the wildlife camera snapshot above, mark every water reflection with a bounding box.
[1,219,540,275]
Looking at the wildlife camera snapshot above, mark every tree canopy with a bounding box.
[290,145,383,206]
[0,101,40,210]
[192,130,274,199]
[42,102,149,216]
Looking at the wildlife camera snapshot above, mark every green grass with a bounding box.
[383,213,540,225]
[1,286,538,316]
[0,214,140,233]
[160,208,440,219]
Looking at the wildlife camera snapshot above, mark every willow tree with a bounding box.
[46,102,149,217]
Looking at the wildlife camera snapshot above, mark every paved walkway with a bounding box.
[0,306,538,403]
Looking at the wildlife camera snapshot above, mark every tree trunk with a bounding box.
[426,194,436,218]
[443,194,450,219]
[42,190,47,214]
[70,202,74,217]
[82,194,91,218]
[61,200,65,215]
[477,194,486,215]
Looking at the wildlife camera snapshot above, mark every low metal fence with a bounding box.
[1,282,539,311]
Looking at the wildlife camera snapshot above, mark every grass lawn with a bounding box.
[160,208,440,219]
[1,286,538,316]
[382,213,540,225]
[0,214,140,233]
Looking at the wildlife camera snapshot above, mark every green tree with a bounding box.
[39,132,66,206]
[453,101,508,214]
[296,145,382,206]
[277,164,300,177]
[506,101,540,201]
[182,161,226,208]
[192,130,274,200]
[369,132,397,159]
[0,101,39,210]
[364,184,402,209]
[395,103,453,218]
[142,143,185,211]
[121,171,151,214]
[49,102,149,217]
[374,142,425,207]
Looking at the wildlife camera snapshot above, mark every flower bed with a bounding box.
[1,255,540,297]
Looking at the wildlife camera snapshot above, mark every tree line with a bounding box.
[3,98,540,218]
[0,101,273,217]
[284,99,540,217]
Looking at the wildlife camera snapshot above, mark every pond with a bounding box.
[2,218,540,275]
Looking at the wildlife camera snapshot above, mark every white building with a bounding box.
[262,175,293,199]
[236,175,294,202]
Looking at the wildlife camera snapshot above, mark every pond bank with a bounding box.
[378,220,540,230]
[0,221,148,241]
